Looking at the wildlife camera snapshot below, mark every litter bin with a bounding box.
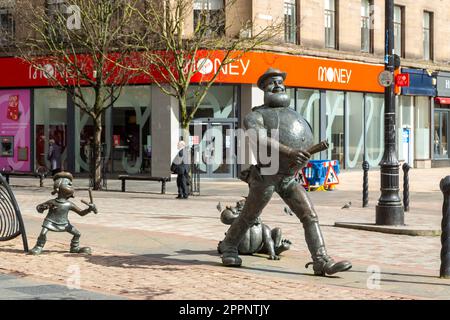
[300,160,340,191]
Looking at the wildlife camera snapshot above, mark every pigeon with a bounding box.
[216,202,223,212]
[284,207,294,216]
[341,201,352,209]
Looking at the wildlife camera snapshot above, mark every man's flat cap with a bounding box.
[257,68,287,90]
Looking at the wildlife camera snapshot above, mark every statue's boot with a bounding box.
[219,217,254,267]
[29,234,46,255]
[70,238,91,255]
[303,219,352,276]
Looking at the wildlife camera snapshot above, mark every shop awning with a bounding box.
[435,97,450,105]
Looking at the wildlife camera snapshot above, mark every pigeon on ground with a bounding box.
[284,207,294,216]
[341,201,352,209]
[216,202,223,212]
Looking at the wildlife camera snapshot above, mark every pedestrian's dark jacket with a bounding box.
[48,143,62,170]
[171,149,189,175]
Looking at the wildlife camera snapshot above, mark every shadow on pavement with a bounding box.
[0,247,67,255]
[81,252,223,269]
[349,269,441,279]
[380,278,450,287]
[349,269,450,287]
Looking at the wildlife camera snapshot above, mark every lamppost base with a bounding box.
[376,205,404,226]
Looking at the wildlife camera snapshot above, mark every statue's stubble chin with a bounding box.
[264,92,290,108]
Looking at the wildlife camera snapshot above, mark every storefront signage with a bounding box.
[318,67,352,84]
[195,51,385,93]
[401,68,435,96]
[0,52,385,93]
[395,73,410,87]
[436,71,450,97]
[196,58,250,76]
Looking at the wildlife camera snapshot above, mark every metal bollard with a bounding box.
[440,176,450,278]
[402,163,411,212]
[362,161,369,208]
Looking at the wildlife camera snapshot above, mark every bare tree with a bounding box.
[125,0,283,138]
[7,0,140,190]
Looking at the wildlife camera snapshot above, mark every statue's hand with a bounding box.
[88,203,98,214]
[36,203,49,213]
[288,149,311,169]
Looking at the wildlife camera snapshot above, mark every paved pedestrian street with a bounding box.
[0,168,450,300]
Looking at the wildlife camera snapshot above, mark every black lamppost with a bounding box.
[375,0,404,225]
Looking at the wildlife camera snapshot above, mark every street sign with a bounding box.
[395,73,410,87]
[378,70,394,87]
[324,165,339,186]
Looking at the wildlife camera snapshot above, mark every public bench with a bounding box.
[118,175,171,194]
[1,167,49,187]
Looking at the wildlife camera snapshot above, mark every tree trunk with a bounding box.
[93,115,103,190]
[179,98,190,142]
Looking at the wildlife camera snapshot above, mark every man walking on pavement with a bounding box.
[171,140,190,199]
[48,138,62,176]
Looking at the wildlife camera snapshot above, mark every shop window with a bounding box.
[111,86,151,174]
[326,91,344,164]
[194,0,225,37]
[345,92,364,168]
[396,96,413,162]
[295,89,320,159]
[365,93,384,167]
[186,85,236,119]
[286,88,295,109]
[75,86,152,175]
[415,96,430,160]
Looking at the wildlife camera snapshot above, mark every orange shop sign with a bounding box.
[191,51,385,93]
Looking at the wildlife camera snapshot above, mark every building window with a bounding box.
[194,0,225,37]
[46,0,68,41]
[284,0,297,44]
[46,0,66,21]
[360,0,373,53]
[324,0,337,49]
[0,7,14,46]
[394,5,404,58]
[423,11,433,61]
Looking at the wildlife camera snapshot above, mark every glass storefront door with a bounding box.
[34,89,67,171]
[434,109,449,159]
[189,121,236,178]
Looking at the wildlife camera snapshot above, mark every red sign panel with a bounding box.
[395,73,410,87]
[0,52,385,93]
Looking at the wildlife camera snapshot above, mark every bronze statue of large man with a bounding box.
[218,68,352,276]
